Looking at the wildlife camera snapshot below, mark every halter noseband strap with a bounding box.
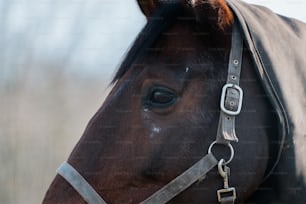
[56,162,107,204]
[56,22,243,204]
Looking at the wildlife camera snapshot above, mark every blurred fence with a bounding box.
[0,66,109,203]
[0,0,145,203]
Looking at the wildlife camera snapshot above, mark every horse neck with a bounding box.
[275,140,306,202]
[250,133,306,203]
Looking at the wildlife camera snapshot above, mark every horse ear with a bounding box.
[137,0,234,30]
[189,0,234,31]
[137,0,159,17]
[136,0,182,17]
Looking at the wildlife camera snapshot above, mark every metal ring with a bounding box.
[208,141,234,165]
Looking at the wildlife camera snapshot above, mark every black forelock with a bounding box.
[111,3,183,84]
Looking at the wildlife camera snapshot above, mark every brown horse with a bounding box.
[43,0,306,203]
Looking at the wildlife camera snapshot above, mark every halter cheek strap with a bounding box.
[216,21,244,144]
[55,22,243,204]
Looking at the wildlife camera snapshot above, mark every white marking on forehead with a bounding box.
[153,126,161,133]
[185,67,189,73]
[149,124,161,138]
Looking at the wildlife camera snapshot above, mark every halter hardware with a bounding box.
[220,83,243,116]
[217,160,237,204]
[208,141,234,165]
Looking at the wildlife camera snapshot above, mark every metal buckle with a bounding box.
[220,83,243,116]
[217,187,237,203]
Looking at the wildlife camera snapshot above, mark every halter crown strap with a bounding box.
[56,162,107,204]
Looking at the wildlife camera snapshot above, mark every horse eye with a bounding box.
[144,87,178,108]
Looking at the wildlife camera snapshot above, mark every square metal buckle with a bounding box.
[220,83,243,116]
[217,187,237,203]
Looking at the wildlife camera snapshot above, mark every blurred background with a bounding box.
[0,0,305,203]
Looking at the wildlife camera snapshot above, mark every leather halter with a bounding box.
[56,22,243,204]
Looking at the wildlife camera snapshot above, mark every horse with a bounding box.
[43,0,306,203]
